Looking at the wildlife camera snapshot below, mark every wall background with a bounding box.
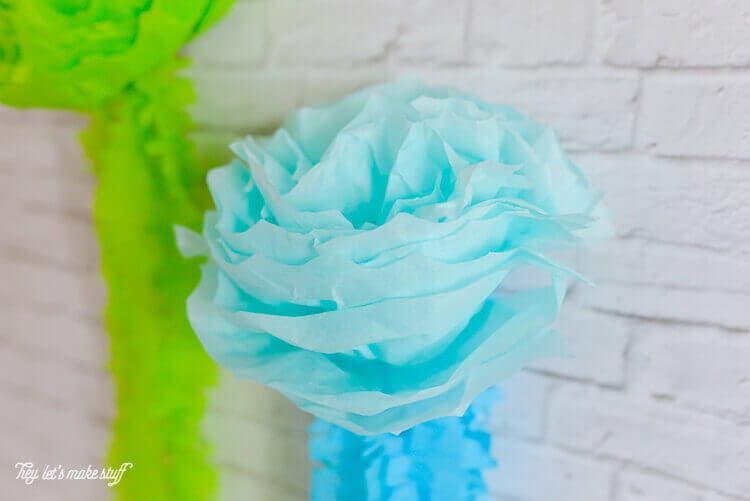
[3,0,750,500]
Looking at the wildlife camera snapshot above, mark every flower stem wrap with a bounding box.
[0,1,235,499]
[310,390,499,501]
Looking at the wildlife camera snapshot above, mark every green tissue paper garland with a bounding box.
[82,63,217,500]
[1,1,235,499]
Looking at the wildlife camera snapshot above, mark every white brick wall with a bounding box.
[470,0,592,66]
[599,0,750,68]
[0,109,112,501]
[3,0,750,500]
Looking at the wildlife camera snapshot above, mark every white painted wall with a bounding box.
[2,0,750,500]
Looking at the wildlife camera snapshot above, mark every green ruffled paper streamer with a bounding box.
[1,1,235,499]
[82,62,217,501]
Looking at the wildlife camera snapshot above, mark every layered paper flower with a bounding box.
[180,79,609,434]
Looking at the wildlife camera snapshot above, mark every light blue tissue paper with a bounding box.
[309,388,499,501]
[181,78,610,434]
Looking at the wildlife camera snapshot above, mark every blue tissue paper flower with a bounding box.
[179,79,609,434]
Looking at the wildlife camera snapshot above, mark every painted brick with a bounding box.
[268,0,401,66]
[203,411,310,495]
[217,470,308,501]
[549,385,750,497]
[600,0,750,68]
[576,153,750,253]
[3,257,105,320]
[395,0,467,63]
[491,372,548,440]
[184,1,268,67]
[618,469,733,501]
[207,369,310,438]
[269,0,466,66]
[573,237,750,295]
[630,324,750,420]
[639,76,750,159]
[0,108,85,173]
[188,67,300,132]
[584,282,750,332]
[299,68,391,105]
[532,304,629,386]
[471,0,590,65]
[0,343,111,423]
[487,438,615,501]
[421,69,638,150]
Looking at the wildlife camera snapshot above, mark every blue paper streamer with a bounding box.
[310,389,499,501]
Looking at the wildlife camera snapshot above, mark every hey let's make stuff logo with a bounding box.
[15,462,133,487]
